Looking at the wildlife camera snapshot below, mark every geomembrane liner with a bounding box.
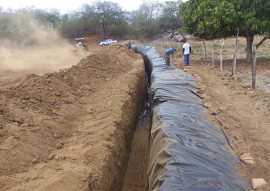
[131,45,249,191]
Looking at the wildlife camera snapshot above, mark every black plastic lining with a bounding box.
[131,45,249,191]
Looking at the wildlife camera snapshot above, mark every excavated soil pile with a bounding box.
[0,44,146,191]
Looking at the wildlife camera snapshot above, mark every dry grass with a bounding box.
[148,36,270,94]
[150,36,270,61]
[189,36,270,61]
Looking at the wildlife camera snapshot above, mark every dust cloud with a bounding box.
[0,14,88,76]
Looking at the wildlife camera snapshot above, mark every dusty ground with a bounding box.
[0,44,146,191]
[183,59,270,189]
[1,35,270,191]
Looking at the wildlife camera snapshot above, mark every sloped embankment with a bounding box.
[0,44,145,191]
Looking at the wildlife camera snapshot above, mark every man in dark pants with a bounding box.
[182,39,191,66]
[164,48,177,66]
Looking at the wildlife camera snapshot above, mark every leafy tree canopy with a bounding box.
[180,0,270,61]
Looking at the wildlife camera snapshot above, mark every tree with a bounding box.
[180,0,270,62]
[127,2,163,39]
[158,1,182,31]
[33,8,61,27]
[93,1,126,36]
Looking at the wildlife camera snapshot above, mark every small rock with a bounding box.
[249,91,258,98]
[210,110,217,116]
[55,92,61,97]
[240,153,255,165]
[32,176,38,180]
[13,118,24,124]
[242,85,250,88]
[248,90,254,94]
[23,96,30,100]
[204,102,212,108]
[32,157,39,164]
[251,178,269,191]
[53,133,60,138]
[56,166,63,170]
[229,76,237,81]
[55,143,64,149]
[47,154,56,160]
[197,89,205,94]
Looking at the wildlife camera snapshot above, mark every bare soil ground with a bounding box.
[1,35,270,191]
[183,59,270,189]
[0,44,146,191]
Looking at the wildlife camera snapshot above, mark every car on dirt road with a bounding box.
[99,39,117,46]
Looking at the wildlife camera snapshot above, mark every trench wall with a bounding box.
[132,45,249,191]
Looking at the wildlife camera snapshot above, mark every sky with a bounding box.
[0,0,187,13]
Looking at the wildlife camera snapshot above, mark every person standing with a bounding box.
[182,39,191,66]
[164,48,177,66]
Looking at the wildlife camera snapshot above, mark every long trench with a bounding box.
[121,76,151,191]
[119,45,249,191]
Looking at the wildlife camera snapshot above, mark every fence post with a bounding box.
[252,46,257,89]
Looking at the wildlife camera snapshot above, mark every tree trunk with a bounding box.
[245,33,254,63]
[102,22,107,36]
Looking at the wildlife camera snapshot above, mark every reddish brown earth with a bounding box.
[0,44,146,191]
[1,38,270,191]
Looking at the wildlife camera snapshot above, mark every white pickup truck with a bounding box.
[99,39,117,46]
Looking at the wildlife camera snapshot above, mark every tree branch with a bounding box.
[256,35,270,49]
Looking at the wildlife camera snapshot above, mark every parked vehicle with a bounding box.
[99,39,117,46]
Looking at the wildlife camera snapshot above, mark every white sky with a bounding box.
[0,0,187,13]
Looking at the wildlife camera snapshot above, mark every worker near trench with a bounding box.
[164,48,177,66]
[182,39,191,66]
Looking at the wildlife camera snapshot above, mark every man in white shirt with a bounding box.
[182,39,191,66]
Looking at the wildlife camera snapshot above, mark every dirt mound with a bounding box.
[2,44,140,116]
[107,44,140,60]
[0,45,145,191]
